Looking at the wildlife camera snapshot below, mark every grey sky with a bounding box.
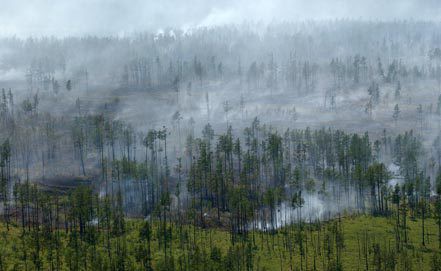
[1,0,440,37]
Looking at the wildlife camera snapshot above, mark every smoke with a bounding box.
[0,2,439,222]
[255,189,359,230]
[1,0,440,37]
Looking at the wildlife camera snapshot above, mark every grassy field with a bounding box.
[0,214,439,270]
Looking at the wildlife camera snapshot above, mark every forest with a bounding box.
[1,11,441,271]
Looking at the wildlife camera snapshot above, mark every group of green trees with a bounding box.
[0,99,439,269]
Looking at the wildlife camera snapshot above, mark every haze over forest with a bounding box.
[1,1,441,270]
[1,0,441,36]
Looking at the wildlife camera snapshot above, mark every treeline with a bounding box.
[0,112,441,269]
[1,159,441,270]
[2,21,441,94]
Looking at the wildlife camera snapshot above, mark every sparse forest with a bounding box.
[1,18,441,270]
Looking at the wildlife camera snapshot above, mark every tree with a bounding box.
[66,79,72,91]
[365,99,373,118]
[393,104,400,125]
[417,104,423,132]
[395,81,401,100]
[368,81,380,104]
[436,170,441,249]
[366,162,389,214]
